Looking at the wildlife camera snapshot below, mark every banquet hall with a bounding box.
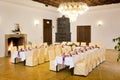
[0,0,120,80]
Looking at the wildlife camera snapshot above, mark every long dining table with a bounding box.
[54,47,102,75]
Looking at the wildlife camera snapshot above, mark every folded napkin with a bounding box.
[62,54,69,64]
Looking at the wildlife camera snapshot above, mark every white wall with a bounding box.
[70,3,120,49]
[0,0,58,57]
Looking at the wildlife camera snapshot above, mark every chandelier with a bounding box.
[58,2,89,22]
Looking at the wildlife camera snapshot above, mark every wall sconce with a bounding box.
[34,20,39,27]
[97,21,103,27]
[46,21,50,24]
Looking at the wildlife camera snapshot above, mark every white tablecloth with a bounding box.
[55,53,84,69]
[55,48,99,69]
[11,50,31,63]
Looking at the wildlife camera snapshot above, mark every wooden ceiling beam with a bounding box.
[33,0,120,7]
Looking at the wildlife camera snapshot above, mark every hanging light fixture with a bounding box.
[58,1,89,22]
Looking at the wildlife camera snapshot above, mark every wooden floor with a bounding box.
[0,49,120,80]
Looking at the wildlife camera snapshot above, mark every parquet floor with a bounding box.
[0,49,120,80]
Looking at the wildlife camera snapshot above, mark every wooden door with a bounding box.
[43,19,52,45]
[77,25,91,44]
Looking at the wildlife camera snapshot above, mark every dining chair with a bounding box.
[81,42,87,46]
[26,44,32,50]
[25,49,38,66]
[10,46,17,63]
[74,52,89,76]
[55,45,62,56]
[38,47,45,64]
[32,43,38,49]
[18,45,24,51]
[74,42,80,46]
[44,47,49,61]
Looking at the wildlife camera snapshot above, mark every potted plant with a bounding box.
[113,37,120,62]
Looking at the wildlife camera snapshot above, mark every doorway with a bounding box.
[77,25,91,44]
[43,19,52,45]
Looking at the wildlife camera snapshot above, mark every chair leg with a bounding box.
[117,58,119,62]
[70,67,74,75]
[56,65,59,72]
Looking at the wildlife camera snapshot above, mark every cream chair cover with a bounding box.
[87,51,93,72]
[72,45,76,51]
[44,47,49,61]
[48,46,56,71]
[62,46,71,55]
[95,43,102,47]
[43,42,48,61]
[74,52,90,76]
[99,48,106,63]
[26,44,32,50]
[37,43,43,48]
[81,42,87,46]
[11,46,17,63]
[89,42,95,46]
[91,50,97,69]
[38,47,45,64]
[48,45,65,71]
[61,41,67,45]
[67,42,73,46]
[95,43,104,65]
[48,46,55,60]
[74,42,80,46]
[18,45,24,51]
[25,49,38,66]
[32,43,37,48]
[89,43,105,66]
[11,46,17,55]
[95,43,106,63]
[55,45,62,56]
[102,48,106,62]
[43,42,48,46]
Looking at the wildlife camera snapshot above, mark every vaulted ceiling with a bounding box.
[33,0,120,7]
